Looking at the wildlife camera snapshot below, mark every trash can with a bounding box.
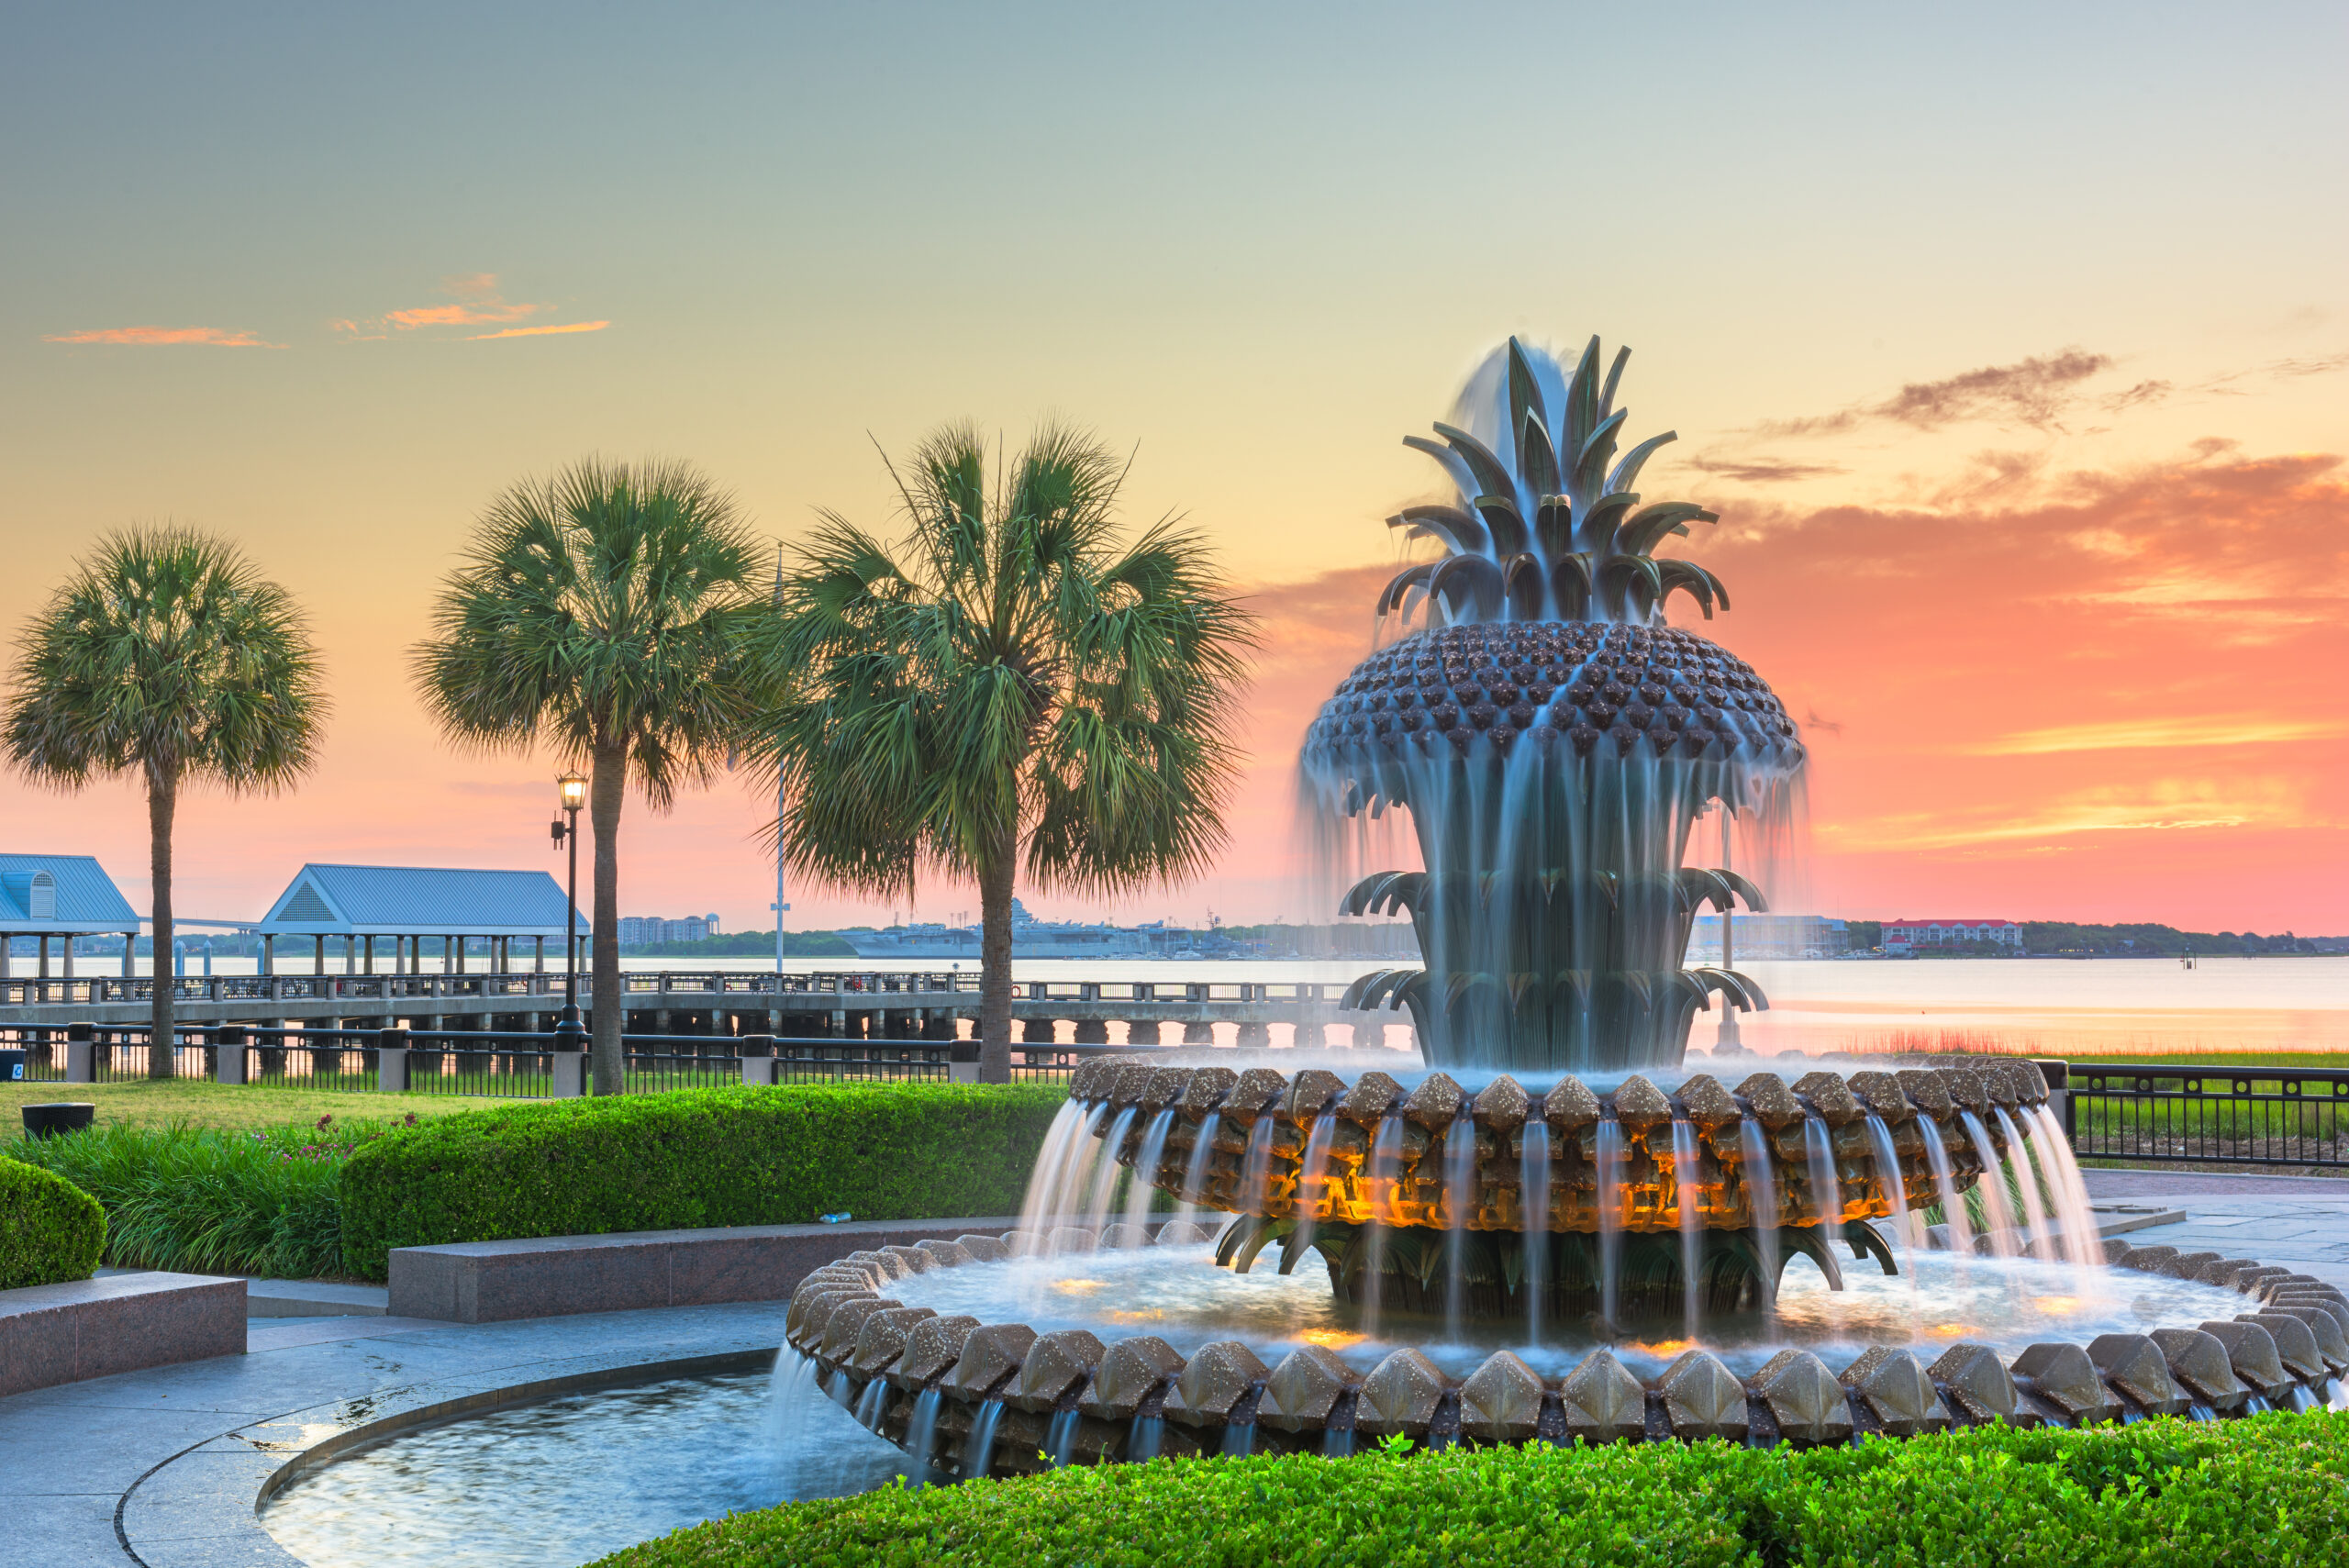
[21,1102,95,1139]
[0,1047,24,1084]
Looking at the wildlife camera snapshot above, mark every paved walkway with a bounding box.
[9,1178,2349,1567]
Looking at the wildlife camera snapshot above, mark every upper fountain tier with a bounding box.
[1298,337,1805,1076]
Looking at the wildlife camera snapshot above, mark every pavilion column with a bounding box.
[315,934,327,975]
[451,935,465,975]
[61,935,74,979]
[346,934,357,974]
[262,934,275,976]
[362,935,374,975]
[535,936,545,973]
[39,935,51,978]
[123,932,136,979]
[0,935,10,980]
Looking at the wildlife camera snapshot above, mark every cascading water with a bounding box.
[1045,1410,1080,1466]
[1362,1116,1405,1334]
[1596,1116,1625,1327]
[1801,1117,1842,1289]
[961,1401,1005,1480]
[1120,1109,1176,1242]
[1671,1118,1703,1340]
[1018,1100,1106,1240]
[2027,1105,2104,1271]
[1172,1112,1223,1232]
[1238,1118,1277,1214]
[1959,1110,2021,1259]
[1916,1117,1974,1259]
[1442,1117,1475,1339]
[903,1388,943,1485]
[1520,1118,1552,1343]
[1735,1119,1779,1314]
[1290,1114,1341,1259]
[852,1379,887,1431]
[1128,1415,1164,1462]
[1083,1106,1141,1236]
[1996,1106,2055,1261]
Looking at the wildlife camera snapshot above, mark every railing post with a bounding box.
[216,1024,249,1085]
[64,1020,95,1083]
[376,1026,409,1093]
[549,1016,587,1098]
[740,1032,778,1087]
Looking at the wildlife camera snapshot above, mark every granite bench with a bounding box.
[387,1215,1026,1323]
[1,1272,246,1396]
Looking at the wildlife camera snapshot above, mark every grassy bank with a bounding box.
[1,1078,531,1133]
[594,1412,2349,1568]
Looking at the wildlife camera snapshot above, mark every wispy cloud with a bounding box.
[42,325,275,347]
[1686,454,1848,484]
[1968,717,2348,755]
[467,320,610,340]
[340,273,606,340]
[1757,349,2113,439]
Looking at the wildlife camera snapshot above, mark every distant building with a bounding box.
[618,915,709,945]
[1883,918,2021,955]
[253,863,585,973]
[704,912,722,937]
[0,853,142,977]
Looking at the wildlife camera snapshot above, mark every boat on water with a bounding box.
[836,899,1240,961]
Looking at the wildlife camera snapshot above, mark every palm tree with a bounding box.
[756,423,1255,1083]
[414,459,764,1094]
[4,528,326,1076]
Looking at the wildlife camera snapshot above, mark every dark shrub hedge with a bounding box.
[589,1411,2349,1568]
[340,1084,1065,1280]
[0,1156,107,1290]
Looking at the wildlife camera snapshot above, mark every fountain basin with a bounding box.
[786,1230,2348,1479]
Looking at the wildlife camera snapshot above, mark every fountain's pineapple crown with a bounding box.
[1379,335,1728,628]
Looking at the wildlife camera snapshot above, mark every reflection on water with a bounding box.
[895,1242,2251,1384]
[261,1369,903,1568]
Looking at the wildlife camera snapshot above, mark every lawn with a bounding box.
[2,1077,530,1136]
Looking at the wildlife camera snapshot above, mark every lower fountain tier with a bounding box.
[1066,1055,2061,1235]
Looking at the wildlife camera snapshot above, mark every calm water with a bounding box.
[260,1368,904,1568]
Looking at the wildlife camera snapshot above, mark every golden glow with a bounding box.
[1104,1308,1167,1325]
[1969,717,2348,755]
[1051,1278,1104,1296]
[557,770,589,809]
[2031,1296,2082,1316]
[1924,1322,1976,1339]
[1297,1329,1366,1351]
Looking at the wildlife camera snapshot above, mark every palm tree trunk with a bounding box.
[147,766,176,1079]
[588,742,627,1095]
[976,821,1017,1084]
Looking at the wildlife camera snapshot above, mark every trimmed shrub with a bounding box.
[340,1084,1066,1280]
[12,1119,366,1280]
[589,1412,2349,1568]
[0,1156,107,1290]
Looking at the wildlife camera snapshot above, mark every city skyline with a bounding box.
[3,5,2343,934]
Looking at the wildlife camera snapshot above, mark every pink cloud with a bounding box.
[466,320,610,340]
[42,326,275,347]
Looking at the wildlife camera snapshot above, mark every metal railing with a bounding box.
[0,969,1355,1007]
[0,1020,1158,1097]
[2059,1062,2349,1168]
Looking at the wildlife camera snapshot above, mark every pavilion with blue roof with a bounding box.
[254,863,587,975]
[0,853,141,978]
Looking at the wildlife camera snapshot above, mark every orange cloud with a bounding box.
[42,326,274,347]
[345,273,574,335]
[385,300,541,328]
[465,320,610,340]
[1222,443,2349,930]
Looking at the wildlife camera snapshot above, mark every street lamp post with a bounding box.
[552,770,588,1051]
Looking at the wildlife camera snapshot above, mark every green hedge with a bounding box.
[340,1084,1066,1280]
[591,1412,2349,1568]
[0,1156,107,1291]
[12,1120,359,1280]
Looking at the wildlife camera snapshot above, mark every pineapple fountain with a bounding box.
[778,339,2349,1480]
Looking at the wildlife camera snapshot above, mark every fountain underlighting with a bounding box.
[780,337,2349,1480]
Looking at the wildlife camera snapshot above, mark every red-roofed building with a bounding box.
[1884,918,2021,954]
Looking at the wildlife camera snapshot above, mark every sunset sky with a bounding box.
[3,4,2343,935]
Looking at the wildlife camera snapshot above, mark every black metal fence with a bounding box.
[0,1020,1152,1097]
[2058,1062,2349,1168]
